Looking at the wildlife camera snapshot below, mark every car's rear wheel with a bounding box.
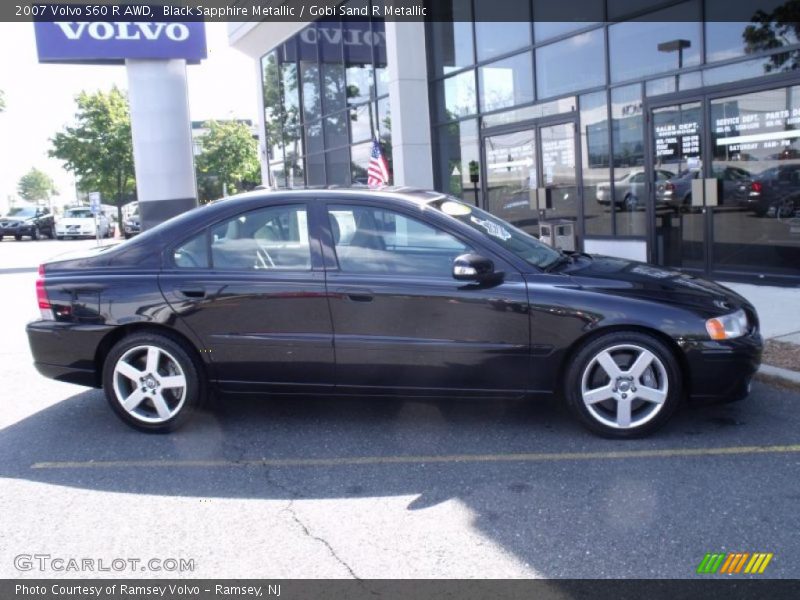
[102,332,205,432]
[564,332,681,438]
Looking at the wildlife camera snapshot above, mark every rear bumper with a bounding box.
[26,320,114,388]
[684,333,763,403]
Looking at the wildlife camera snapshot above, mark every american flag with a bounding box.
[367,137,390,188]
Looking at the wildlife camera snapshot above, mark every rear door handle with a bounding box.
[336,287,374,302]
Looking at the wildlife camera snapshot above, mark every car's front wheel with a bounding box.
[102,332,205,432]
[565,332,682,438]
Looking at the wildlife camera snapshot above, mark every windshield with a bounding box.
[6,207,36,218]
[429,197,562,270]
[64,209,93,219]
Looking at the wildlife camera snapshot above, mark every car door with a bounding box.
[159,202,335,393]
[321,200,531,396]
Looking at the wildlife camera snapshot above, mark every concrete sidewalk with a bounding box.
[724,281,800,385]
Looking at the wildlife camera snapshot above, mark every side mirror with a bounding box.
[453,253,498,282]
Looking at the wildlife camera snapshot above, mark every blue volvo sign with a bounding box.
[34,21,207,64]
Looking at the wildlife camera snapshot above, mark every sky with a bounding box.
[0,22,258,212]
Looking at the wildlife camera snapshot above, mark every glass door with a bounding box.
[482,120,579,238]
[483,129,538,235]
[651,84,800,281]
[539,122,579,224]
[709,87,800,279]
[651,101,705,271]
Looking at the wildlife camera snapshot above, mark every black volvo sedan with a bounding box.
[26,189,762,437]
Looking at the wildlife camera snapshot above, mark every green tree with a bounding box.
[17,168,57,204]
[195,120,261,203]
[49,86,135,224]
[743,1,800,72]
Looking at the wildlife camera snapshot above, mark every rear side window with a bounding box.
[211,205,311,271]
[173,205,311,271]
[174,233,210,269]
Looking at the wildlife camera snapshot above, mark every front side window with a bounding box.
[328,204,471,276]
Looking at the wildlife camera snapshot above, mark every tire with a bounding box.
[624,195,639,211]
[102,332,205,433]
[564,331,682,439]
[30,227,40,241]
[14,235,21,241]
[56,236,64,241]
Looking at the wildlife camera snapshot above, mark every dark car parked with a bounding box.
[26,189,762,438]
[123,210,141,239]
[0,206,54,240]
[735,164,800,217]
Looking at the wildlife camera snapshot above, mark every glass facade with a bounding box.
[425,0,800,281]
[255,0,800,282]
[261,13,391,188]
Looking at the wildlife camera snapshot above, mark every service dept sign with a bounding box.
[34,21,206,64]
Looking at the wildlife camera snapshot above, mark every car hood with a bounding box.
[562,255,748,313]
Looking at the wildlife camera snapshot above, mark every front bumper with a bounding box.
[27,320,114,388]
[0,224,34,237]
[56,228,96,238]
[684,332,763,403]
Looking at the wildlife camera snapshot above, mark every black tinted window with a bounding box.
[209,205,311,271]
[174,232,210,269]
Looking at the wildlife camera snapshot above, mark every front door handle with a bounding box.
[336,287,374,302]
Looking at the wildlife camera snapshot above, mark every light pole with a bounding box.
[658,39,692,70]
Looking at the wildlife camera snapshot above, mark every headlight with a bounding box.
[706,309,748,340]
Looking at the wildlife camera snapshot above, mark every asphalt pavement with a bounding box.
[1,237,799,579]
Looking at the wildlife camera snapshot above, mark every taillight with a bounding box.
[36,264,53,320]
[750,181,762,196]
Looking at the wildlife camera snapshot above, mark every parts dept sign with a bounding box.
[34,21,206,64]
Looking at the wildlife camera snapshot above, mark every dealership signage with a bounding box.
[34,21,206,64]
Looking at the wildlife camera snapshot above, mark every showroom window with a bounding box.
[608,1,702,84]
[260,12,391,188]
[536,29,606,99]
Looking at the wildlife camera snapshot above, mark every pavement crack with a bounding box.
[262,468,362,581]
[282,499,362,580]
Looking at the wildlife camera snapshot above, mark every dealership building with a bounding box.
[228,1,800,284]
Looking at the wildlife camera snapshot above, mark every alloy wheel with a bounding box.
[111,345,188,424]
[580,343,669,429]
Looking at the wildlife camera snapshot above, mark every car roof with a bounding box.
[225,186,450,208]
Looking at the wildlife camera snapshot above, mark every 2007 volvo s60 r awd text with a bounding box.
[26,188,762,437]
